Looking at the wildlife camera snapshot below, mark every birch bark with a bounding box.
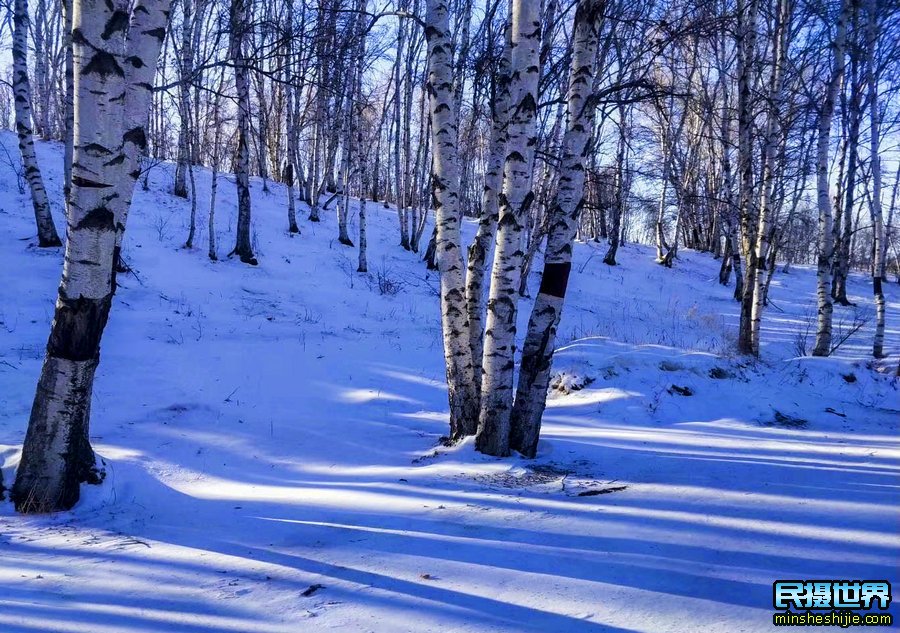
[464,20,511,402]
[833,12,861,307]
[425,0,479,439]
[812,0,849,356]
[510,0,603,458]
[476,0,543,456]
[33,0,50,139]
[174,0,194,199]
[865,0,885,358]
[748,0,792,356]
[229,0,256,264]
[63,0,74,203]
[736,0,759,354]
[13,0,62,247]
[354,0,368,272]
[13,0,172,512]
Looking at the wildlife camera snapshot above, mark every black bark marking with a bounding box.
[497,211,518,229]
[71,175,112,189]
[74,207,115,231]
[538,262,571,298]
[519,91,537,114]
[102,10,130,39]
[83,143,113,157]
[143,27,167,41]
[12,353,103,512]
[83,51,124,78]
[48,294,114,361]
[282,162,294,185]
[520,191,535,215]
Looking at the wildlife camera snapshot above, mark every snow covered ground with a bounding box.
[0,132,898,632]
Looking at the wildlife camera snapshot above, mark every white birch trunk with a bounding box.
[719,104,744,299]
[832,54,861,306]
[425,0,478,439]
[464,21,511,402]
[476,0,542,456]
[603,105,629,266]
[185,155,198,247]
[63,0,75,204]
[394,9,411,250]
[112,0,172,253]
[812,0,849,357]
[284,101,299,233]
[347,0,369,266]
[254,72,271,193]
[229,0,256,264]
[748,0,792,356]
[174,0,194,199]
[209,167,218,259]
[284,0,300,234]
[353,0,368,272]
[13,0,173,513]
[509,0,603,458]
[33,0,50,139]
[337,84,354,246]
[208,93,222,260]
[308,108,322,215]
[13,0,62,247]
[736,0,759,354]
[865,0,885,358]
[656,140,671,262]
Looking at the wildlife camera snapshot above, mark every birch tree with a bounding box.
[736,0,759,355]
[173,0,195,199]
[812,0,849,357]
[394,2,411,250]
[425,0,479,439]
[13,0,172,513]
[510,0,604,458]
[714,23,743,299]
[229,0,257,264]
[832,13,861,307]
[464,18,511,401]
[62,0,74,202]
[748,0,793,356]
[476,0,543,456]
[864,0,885,358]
[353,0,368,271]
[13,0,62,247]
[283,0,301,234]
[31,0,49,138]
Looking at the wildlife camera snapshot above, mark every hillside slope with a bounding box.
[0,133,898,632]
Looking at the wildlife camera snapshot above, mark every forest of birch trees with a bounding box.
[0,0,898,510]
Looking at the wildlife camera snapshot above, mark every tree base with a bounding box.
[37,235,63,248]
[229,247,258,266]
[13,356,105,513]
